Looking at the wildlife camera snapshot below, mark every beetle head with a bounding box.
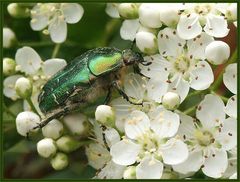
[122,49,151,66]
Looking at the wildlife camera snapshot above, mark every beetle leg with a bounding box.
[112,80,143,106]
[103,87,112,105]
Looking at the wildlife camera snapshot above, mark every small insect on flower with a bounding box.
[34,47,150,130]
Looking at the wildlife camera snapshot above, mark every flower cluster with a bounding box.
[3,2,237,179]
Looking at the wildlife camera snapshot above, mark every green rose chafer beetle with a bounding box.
[34,47,150,130]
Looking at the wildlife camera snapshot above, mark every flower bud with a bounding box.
[95,105,115,127]
[16,111,40,136]
[50,152,69,170]
[136,31,158,55]
[3,28,17,48]
[139,3,162,28]
[42,119,64,140]
[162,92,180,110]
[159,8,180,27]
[225,4,237,21]
[118,3,139,19]
[56,135,80,153]
[7,3,30,18]
[63,113,89,135]
[123,166,136,179]
[205,41,230,65]
[37,138,57,158]
[15,77,32,99]
[3,58,16,76]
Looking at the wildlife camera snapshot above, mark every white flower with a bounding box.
[138,3,162,28]
[223,147,237,178]
[16,111,40,136]
[120,19,140,41]
[3,75,23,100]
[105,3,120,18]
[216,3,237,21]
[3,58,16,76]
[15,77,32,99]
[173,94,237,178]
[42,119,64,139]
[177,3,229,39]
[50,152,68,170]
[95,105,115,127]
[205,41,230,65]
[110,109,188,179]
[63,113,89,135]
[3,27,17,48]
[140,28,214,102]
[223,63,237,119]
[30,3,84,43]
[123,166,136,179]
[37,138,57,158]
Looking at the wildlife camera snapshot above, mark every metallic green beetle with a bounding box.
[35,47,149,129]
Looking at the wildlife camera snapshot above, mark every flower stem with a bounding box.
[211,49,237,91]
[183,105,197,115]
[26,98,41,118]
[51,43,61,58]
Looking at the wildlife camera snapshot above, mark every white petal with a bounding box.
[161,138,189,165]
[110,97,136,132]
[139,3,162,28]
[159,5,180,27]
[97,160,125,179]
[3,75,23,100]
[150,107,180,138]
[168,77,190,102]
[177,13,202,40]
[215,117,237,151]
[223,63,237,94]
[61,3,84,24]
[190,61,214,90]
[187,32,214,60]
[177,112,195,140]
[104,128,120,148]
[30,4,49,31]
[146,79,168,103]
[139,54,170,80]
[196,94,225,129]
[136,156,163,179]
[158,27,185,57]
[125,110,150,140]
[203,14,229,38]
[105,3,120,18]
[124,73,147,101]
[43,58,67,77]
[110,139,140,166]
[202,149,228,178]
[48,16,67,43]
[15,46,42,75]
[120,19,140,41]
[225,95,237,119]
[172,150,203,174]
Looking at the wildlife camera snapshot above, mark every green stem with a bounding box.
[210,90,229,103]
[211,49,237,91]
[26,98,41,118]
[183,105,197,115]
[18,41,54,47]
[51,43,61,58]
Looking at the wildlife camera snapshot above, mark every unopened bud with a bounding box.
[15,77,32,99]
[162,92,180,110]
[37,138,57,158]
[3,58,16,76]
[42,119,64,140]
[136,31,158,55]
[118,3,139,19]
[3,28,17,48]
[56,135,80,153]
[95,105,115,127]
[50,152,69,170]
[7,3,30,18]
